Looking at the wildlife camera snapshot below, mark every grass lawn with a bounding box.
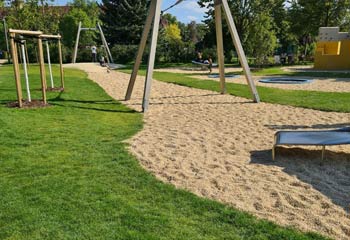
[121,69,350,113]
[0,65,329,239]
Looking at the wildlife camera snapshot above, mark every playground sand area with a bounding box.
[66,63,350,239]
[155,67,350,92]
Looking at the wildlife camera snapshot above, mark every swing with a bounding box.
[125,0,260,112]
[41,34,65,91]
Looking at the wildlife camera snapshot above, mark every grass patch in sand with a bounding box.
[0,65,328,239]
[122,69,350,113]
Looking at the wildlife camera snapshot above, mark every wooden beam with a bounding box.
[125,0,157,101]
[97,22,114,64]
[58,39,65,89]
[221,0,260,103]
[10,33,23,107]
[214,1,226,94]
[9,29,42,35]
[142,0,163,112]
[37,37,47,104]
[40,34,61,39]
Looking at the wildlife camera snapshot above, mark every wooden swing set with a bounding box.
[9,29,65,108]
[125,0,260,112]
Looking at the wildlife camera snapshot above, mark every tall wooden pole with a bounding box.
[10,33,23,107]
[214,0,226,94]
[37,37,47,104]
[97,22,114,64]
[125,0,157,101]
[3,19,11,63]
[142,0,163,112]
[72,21,82,64]
[221,0,260,102]
[58,38,65,89]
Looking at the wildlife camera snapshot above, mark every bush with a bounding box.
[110,45,139,64]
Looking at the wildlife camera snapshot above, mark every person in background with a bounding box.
[91,45,97,62]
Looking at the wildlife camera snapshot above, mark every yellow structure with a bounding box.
[314,27,350,70]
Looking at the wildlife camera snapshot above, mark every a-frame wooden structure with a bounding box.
[125,0,260,112]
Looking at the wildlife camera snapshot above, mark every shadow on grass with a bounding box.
[250,147,350,212]
[49,96,138,114]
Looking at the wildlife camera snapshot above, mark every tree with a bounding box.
[289,0,350,37]
[198,0,279,63]
[99,0,150,44]
[246,12,277,65]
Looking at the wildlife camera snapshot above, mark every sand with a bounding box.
[65,63,350,239]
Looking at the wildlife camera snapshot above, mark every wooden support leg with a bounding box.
[72,21,82,64]
[221,0,260,103]
[125,0,157,101]
[214,0,226,94]
[38,38,47,104]
[58,39,65,89]
[10,34,23,107]
[142,0,163,112]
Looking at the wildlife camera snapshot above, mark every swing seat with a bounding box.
[191,60,218,67]
[107,63,126,70]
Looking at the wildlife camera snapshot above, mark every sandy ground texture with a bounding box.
[155,66,350,92]
[65,63,350,239]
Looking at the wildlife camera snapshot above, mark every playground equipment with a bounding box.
[9,29,47,108]
[259,78,313,84]
[314,27,350,70]
[2,18,11,63]
[273,127,350,160]
[18,39,31,102]
[125,0,260,112]
[72,22,113,65]
[41,34,65,91]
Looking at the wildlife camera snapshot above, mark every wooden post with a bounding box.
[10,33,23,107]
[221,0,260,103]
[97,22,114,64]
[3,18,11,63]
[142,0,163,112]
[72,21,82,64]
[58,38,65,89]
[214,1,226,94]
[37,37,47,104]
[125,0,157,101]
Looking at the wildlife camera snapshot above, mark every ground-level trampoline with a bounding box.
[208,74,239,79]
[259,77,313,84]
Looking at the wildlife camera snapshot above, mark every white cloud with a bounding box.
[180,1,206,14]
[187,15,198,21]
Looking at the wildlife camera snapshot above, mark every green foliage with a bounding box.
[6,0,61,33]
[198,0,280,65]
[99,0,150,45]
[246,13,277,66]
[110,44,139,64]
[0,65,329,239]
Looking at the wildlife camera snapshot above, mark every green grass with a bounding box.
[121,69,350,113]
[251,67,350,78]
[0,64,330,239]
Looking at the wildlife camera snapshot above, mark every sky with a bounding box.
[51,0,207,23]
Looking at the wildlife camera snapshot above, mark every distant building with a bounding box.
[314,27,350,70]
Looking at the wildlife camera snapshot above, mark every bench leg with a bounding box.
[272,145,276,160]
[321,146,326,160]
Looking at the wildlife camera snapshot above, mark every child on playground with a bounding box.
[91,45,97,62]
